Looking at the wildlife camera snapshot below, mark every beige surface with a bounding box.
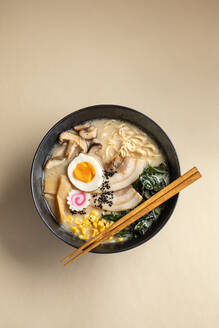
[0,0,219,327]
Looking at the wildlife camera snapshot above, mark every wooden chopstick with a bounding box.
[79,170,201,249]
[61,167,198,263]
[64,170,201,265]
[62,167,201,265]
[61,167,199,263]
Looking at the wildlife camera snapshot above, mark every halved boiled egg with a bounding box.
[67,154,103,192]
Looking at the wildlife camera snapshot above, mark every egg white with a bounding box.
[67,154,103,192]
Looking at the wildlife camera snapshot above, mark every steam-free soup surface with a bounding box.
[44,119,168,243]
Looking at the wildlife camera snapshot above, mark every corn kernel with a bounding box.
[109,221,114,226]
[92,221,98,228]
[91,228,98,236]
[90,209,98,216]
[83,214,89,220]
[97,221,104,228]
[106,222,110,229]
[102,219,106,224]
[84,234,89,240]
[99,226,105,232]
[66,215,73,223]
[70,226,79,234]
[75,217,82,224]
[78,224,83,230]
[117,237,123,242]
[83,219,90,227]
[89,215,96,222]
[79,234,89,240]
[81,227,87,235]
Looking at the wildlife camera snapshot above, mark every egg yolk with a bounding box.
[73,161,96,183]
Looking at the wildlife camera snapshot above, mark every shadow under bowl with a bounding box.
[30,104,180,253]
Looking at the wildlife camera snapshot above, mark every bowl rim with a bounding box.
[30,104,181,254]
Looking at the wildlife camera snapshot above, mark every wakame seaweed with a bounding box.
[102,163,169,239]
[132,163,169,198]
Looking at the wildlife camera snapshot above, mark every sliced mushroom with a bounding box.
[79,126,97,139]
[65,141,77,159]
[59,131,88,158]
[44,157,66,170]
[91,186,142,211]
[88,143,102,156]
[96,157,146,193]
[74,122,91,131]
[89,137,100,146]
[86,137,100,150]
[56,175,72,223]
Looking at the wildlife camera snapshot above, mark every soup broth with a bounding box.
[43,119,169,243]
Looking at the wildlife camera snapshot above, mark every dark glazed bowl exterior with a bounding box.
[31,105,180,253]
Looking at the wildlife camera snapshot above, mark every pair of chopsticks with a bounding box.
[61,167,201,266]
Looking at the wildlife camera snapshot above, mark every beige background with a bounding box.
[0,0,218,327]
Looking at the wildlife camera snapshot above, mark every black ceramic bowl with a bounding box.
[31,105,180,253]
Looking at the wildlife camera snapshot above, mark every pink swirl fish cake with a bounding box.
[67,189,91,211]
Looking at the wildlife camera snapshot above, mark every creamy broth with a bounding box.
[43,118,167,243]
